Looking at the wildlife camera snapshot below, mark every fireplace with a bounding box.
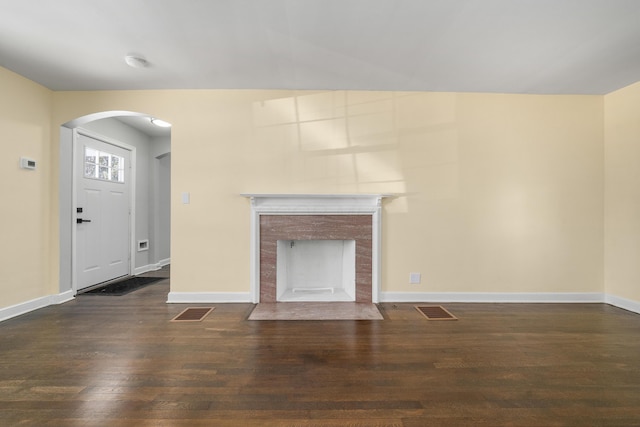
[261,214,371,302]
[243,194,387,303]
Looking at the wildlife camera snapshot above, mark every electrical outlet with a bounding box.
[409,272,421,284]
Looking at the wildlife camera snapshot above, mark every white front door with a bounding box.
[74,131,132,291]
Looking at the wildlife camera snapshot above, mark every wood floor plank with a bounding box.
[1,267,640,425]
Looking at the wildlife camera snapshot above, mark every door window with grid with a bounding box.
[84,147,125,183]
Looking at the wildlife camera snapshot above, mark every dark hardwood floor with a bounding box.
[1,270,640,426]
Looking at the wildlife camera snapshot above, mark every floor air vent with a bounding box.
[415,305,457,320]
[171,307,214,322]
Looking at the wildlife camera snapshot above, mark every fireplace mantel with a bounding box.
[242,194,390,303]
[242,193,388,213]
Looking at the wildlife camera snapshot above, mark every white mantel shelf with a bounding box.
[241,194,392,214]
[242,194,390,303]
[241,194,392,198]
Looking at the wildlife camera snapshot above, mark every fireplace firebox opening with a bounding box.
[276,239,356,302]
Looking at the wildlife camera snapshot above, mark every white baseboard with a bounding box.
[134,258,171,276]
[605,294,640,315]
[3,289,637,323]
[167,292,252,304]
[0,291,75,323]
[53,290,75,305]
[133,266,151,275]
[167,291,608,305]
[379,292,605,303]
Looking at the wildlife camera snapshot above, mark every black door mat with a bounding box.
[82,276,164,296]
[415,305,458,320]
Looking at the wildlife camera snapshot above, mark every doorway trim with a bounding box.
[71,128,137,295]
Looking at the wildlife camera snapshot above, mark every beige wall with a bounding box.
[0,64,613,313]
[604,81,640,303]
[388,93,603,293]
[52,89,604,296]
[0,67,53,309]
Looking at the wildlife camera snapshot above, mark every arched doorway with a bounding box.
[59,111,171,295]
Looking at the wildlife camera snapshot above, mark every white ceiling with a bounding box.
[1,0,640,96]
[115,116,172,138]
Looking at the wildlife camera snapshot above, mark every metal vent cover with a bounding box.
[171,307,214,322]
[415,305,457,320]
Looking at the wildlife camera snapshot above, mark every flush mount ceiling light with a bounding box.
[150,118,171,128]
[124,54,149,69]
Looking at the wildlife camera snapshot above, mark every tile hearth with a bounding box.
[248,302,384,320]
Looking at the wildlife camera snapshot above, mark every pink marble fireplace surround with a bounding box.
[243,194,386,304]
[260,215,372,303]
